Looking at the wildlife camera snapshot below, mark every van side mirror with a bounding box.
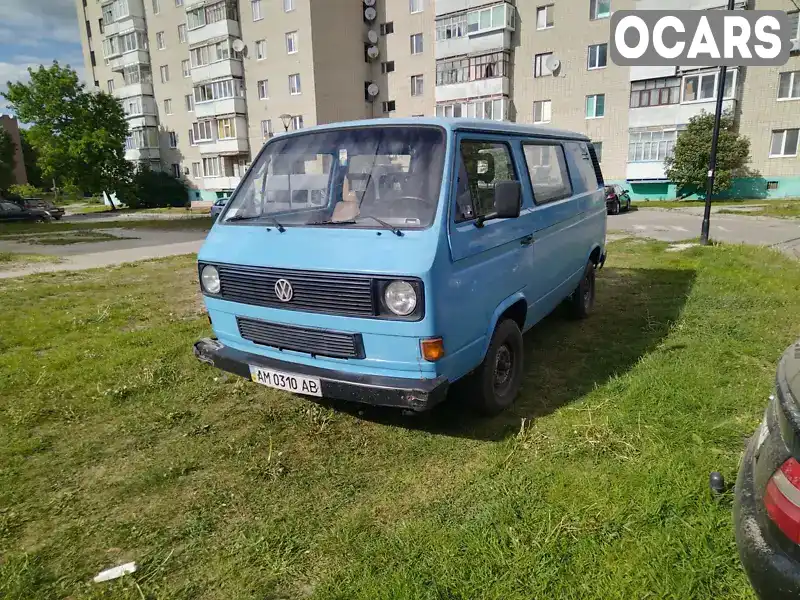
[475,180,521,227]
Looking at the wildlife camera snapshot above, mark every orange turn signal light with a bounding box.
[421,337,445,362]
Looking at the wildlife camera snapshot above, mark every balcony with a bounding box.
[103,15,145,38]
[626,162,668,181]
[126,114,159,129]
[125,147,160,162]
[110,50,150,72]
[114,81,153,99]
[436,30,511,59]
[435,76,509,103]
[198,137,250,155]
[187,20,240,46]
[200,175,242,191]
[629,98,736,128]
[191,59,243,84]
[195,96,247,118]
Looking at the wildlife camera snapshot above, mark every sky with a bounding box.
[0,0,86,118]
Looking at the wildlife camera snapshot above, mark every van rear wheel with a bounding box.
[567,261,596,319]
[470,319,523,416]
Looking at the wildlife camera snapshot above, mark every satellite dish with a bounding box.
[364,6,377,20]
[363,0,376,5]
[367,29,379,44]
[545,55,561,74]
[367,45,379,59]
[232,38,246,52]
[367,83,380,97]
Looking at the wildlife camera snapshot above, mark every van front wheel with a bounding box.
[471,319,523,416]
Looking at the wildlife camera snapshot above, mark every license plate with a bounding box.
[248,365,322,397]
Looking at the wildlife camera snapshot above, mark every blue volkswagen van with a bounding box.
[194,118,606,415]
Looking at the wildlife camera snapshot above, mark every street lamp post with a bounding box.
[279,113,293,132]
[700,0,735,246]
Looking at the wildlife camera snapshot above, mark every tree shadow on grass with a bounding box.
[316,266,696,442]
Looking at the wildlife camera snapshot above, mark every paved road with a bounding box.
[609,209,800,258]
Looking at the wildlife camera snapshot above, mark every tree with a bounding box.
[19,129,42,188]
[126,167,189,209]
[2,62,131,196]
[664,110,755,198]
[0,129,15,191]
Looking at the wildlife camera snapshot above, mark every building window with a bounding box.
[182,59,190,78]
[436,98,506,121]
[410,33,424,55]
[217,118,236,139]
[436,51,510,85]
[194,78,243,102]
[628,128,678,162]
[536,5,554,30]
[291,115,304,130]
[160,65,169,82]
[789,11,799,39]
[767,180,780,190]
[185,94,194,112]
[284,0,294,11]
[682,70,735,103]
[630,77,681,107]
[410,0,423,13]
[380,22,394,35]
[467,4,513,34]
[175,0,183,5]
[289,73,301,95]
[256,39,266,60]
[592,141,603,162]
[383,100,396,113]
[107,79,115,93]
[86,19,92,38]
[172,164,181,178]
[261,119,273,140]
[203,157,220,177]
[286,31,298,54]
[770,129,799,157]
[164,98,173,114]
[411,75,424,96]
[252,0,262,21]
[168,131,178,148]
[381,61,395,74]
[156,31,166,50]
[193,120,214,142]
[436,14,467,40]
[257,79,269,99]
[778,71,800,100]
[587,43,607,69]
[534,52,553,77]
[192,162,201,177]
[590,0,611,20]
[98,19,104,34]
[178,24,186,43]
[586,94,605,118]
[533,100,551,124]
[152,0,160,14]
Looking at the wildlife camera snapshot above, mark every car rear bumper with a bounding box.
[193,337,449,412]
[734,435,800,599]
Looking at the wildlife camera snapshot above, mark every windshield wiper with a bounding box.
[225,213,286,233]
[309,216,403,237]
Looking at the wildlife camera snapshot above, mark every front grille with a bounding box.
[237,317,364,359]
[216,264,375,317]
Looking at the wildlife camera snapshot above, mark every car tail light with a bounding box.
[606,193,614,199]
[765,457,800,543]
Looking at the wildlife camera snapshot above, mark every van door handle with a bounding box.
[520,235,534,247]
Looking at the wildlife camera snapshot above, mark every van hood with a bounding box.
[197,223,440,276]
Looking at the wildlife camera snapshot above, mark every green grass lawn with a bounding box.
[633,198,800,209]
[0,252,62,268]
[718,202,800,219]
[69,206,211,216]
[0,217,212,238]
[2,240,800,599]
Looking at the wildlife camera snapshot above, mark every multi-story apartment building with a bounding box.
[75,0,800,201]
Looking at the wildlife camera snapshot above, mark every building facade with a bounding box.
[74,0,800,201]
[0,115,28,186]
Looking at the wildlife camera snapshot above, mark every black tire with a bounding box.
[609,200,620,215]
[470,319,524,416]
[567,261,596,319]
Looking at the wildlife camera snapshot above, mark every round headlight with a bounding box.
[384,281,417,316]
[201,265,221,294]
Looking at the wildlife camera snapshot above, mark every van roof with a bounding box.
[278,118,591,142]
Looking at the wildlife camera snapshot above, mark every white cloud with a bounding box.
[0,0,82,46]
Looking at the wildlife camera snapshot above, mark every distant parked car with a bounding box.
[605,185,631,215]
[0,200,52,223]
[13,198,65,220]
[210,197,228,221]
[735,339,800,599]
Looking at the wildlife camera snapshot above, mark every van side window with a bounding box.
[565,141,602,192]
[522,143,572,204]
[456,140,517,223]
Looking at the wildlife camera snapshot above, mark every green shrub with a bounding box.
[8,183,44,199]
[126,168,190,209]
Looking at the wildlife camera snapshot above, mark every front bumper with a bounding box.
[734,435,800,600]
[193,337,449,412]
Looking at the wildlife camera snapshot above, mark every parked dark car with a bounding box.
[210,197,228,221]
[735,339,800,599]
[14,198,65,220]
[0,200,52,223]
[605,185,631,215]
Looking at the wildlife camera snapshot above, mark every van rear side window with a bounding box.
[522,143,572,204]
[565,141,603,191]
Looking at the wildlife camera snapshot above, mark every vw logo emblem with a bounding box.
[274,279,294,302]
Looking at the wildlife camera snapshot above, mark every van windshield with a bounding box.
[223,126,446,229]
